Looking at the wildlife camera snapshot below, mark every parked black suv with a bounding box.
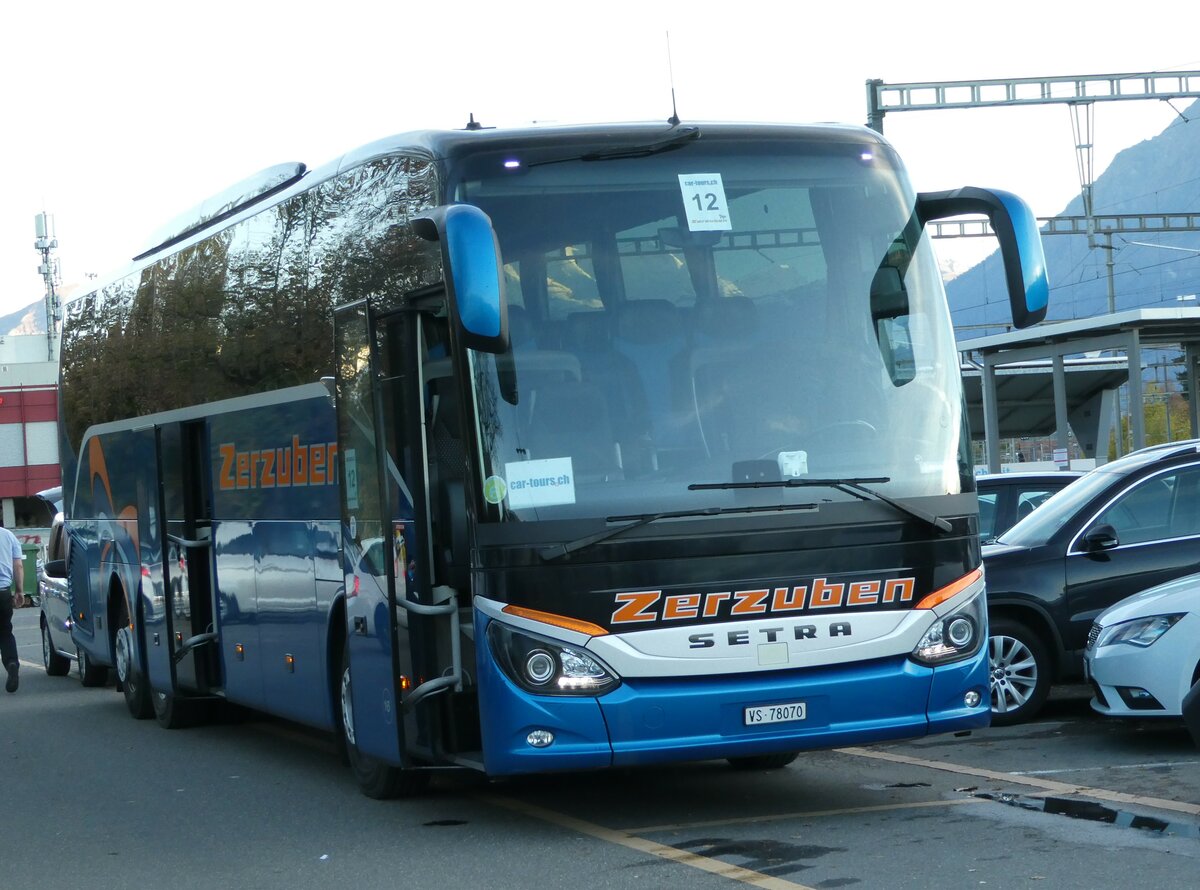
[984,440,1200,725]
[975,470,1081,543]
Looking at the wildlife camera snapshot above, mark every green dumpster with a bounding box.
[22,542,39,602]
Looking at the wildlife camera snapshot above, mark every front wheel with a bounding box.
[152,688,207,729]
[42,621,70,676]
[727,751,799,770]
[116,624,152,719]
[988,617,1052,726]
[339,650,428,799]
[77,646,109,687]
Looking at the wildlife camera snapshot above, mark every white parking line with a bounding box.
[1014,760,1200,776]
[837,746,1200,818]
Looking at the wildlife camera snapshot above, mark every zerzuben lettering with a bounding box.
[218,435,339,491]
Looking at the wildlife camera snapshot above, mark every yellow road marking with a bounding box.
[837,746,1200,818]
[625,796,987,834]
[481,793,818,890]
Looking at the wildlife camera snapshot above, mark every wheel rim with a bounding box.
[78,649,87,678]
[42,624,51,668]
[340,667,356,747]
[989,633,1039,714]
[115,627,130,684]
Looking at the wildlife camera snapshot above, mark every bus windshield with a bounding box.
[451,135,966,523]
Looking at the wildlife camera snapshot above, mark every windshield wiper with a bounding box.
[688,477,953,534]
[539,500,817,562]
[581,126,701,161]
[528,126,702,169]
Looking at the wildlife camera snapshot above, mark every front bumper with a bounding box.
[1086,640,1190,717]
[476,613,989,776]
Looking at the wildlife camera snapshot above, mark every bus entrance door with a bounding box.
[151,421,221,697]
[333,299,409,766]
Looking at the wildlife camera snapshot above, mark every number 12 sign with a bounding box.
[678,173,732,231]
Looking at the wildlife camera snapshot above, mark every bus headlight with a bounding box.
[487,621,619,696]
[911,593,985,666]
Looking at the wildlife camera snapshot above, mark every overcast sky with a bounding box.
[3,0,1198,318]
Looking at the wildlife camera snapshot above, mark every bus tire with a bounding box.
[152,688,204,729]
[727,751,799,770]
[116,623,152,720]
[339,649,428,799]
[42,621,70,676]
[77,646,109,687]
[988,617,1051,726]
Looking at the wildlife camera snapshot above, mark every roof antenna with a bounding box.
[666,31,680,127]
[465,113,483,131]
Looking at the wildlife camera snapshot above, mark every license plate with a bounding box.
[744,701,807,725]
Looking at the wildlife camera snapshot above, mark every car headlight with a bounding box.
[911,592,985,665]
[1095,614,1184,648]
[487,621,619,696]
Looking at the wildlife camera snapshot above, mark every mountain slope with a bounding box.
[947,98,1200,335]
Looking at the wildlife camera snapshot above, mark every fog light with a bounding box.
[526,729,555,748]
[964,690,982,708]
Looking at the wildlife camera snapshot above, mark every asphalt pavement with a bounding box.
[3,606,1197,890]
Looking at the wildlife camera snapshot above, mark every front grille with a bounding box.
[1086,622,1101,650]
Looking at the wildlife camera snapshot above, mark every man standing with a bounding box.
[0,522,24,693]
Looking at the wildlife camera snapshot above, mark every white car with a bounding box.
[1085,573,1200,718]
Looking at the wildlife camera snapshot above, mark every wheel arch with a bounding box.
[106,571,130,657]
[988,599,1064,679]
[326,593,347,725]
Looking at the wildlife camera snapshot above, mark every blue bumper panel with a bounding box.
[476,615,613,777]
[926,645,991,734]
[601,657,940,767]
[476,611,990,776]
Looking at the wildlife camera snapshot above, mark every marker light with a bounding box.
[503,159,521,169]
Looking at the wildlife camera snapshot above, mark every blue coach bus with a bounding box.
[56,119,1047,796]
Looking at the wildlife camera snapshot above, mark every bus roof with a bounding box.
[91,119,889,294]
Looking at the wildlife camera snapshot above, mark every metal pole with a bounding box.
[34,213,60,362]
[866,79,885,133]
[1104,231,1116,313]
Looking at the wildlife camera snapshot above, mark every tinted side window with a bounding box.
[1015,488,1056,521]
[1091,466,1200,546]
[978,491,999,539]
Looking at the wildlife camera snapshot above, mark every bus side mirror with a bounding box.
[917,187,1048,329]
[413,204,509,354]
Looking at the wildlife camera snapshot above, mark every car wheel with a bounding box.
[340,649,428,799]
[988,617,1051,726]
[727,751,799,770]
[41,621,70,676]
[77,646,109,687]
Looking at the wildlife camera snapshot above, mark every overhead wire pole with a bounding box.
[868,71,1200,466]
[34,212,61,362]
[868,71,1200,265]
